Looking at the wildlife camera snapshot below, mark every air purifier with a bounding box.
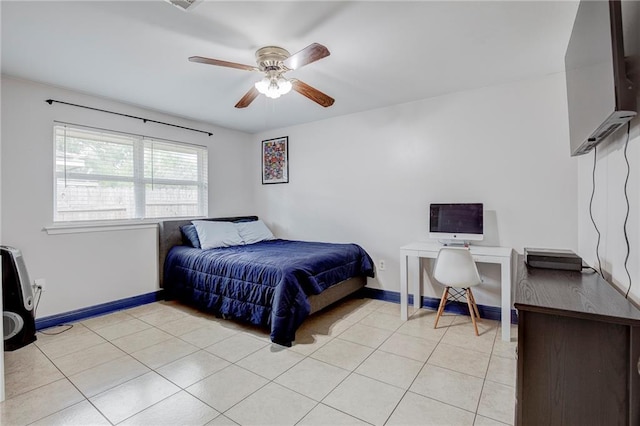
[2,245,37,351]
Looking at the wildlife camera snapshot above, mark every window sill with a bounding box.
[44,220,160,235]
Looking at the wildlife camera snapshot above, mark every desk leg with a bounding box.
[501,259,512,342]
[400,253,408,321]
[413,257,421,311]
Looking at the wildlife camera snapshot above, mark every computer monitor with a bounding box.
[429,203,484,243]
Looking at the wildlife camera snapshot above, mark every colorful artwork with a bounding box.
[262,137,289,184]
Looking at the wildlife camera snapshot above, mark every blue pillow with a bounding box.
[180,224,201,248]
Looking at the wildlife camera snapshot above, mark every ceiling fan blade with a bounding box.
[235,86,260,108]
[189,56,259,72]
[284,43,330,70]
[291,79,335,107]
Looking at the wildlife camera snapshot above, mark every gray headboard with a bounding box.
[158,215,258,287]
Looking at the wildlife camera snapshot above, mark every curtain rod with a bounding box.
[45,99,213,137]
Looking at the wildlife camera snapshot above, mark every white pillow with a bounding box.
[192,220,244,249]
[235,220,275,245]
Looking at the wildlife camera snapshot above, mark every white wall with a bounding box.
[1,76,254,318]
[578,115,640,304]
[254,73,578,307]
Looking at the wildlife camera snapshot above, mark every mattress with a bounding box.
[163,239,374,346]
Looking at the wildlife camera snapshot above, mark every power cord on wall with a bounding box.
[32,283,74,335]
[589,146,605,279]
[623,122,632,298]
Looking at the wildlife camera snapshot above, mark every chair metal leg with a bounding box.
[466,288,479,336]
[434,287,450,329]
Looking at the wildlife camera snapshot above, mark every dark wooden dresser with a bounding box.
[514,259,640,425]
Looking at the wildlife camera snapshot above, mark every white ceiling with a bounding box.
[1,1,579,134]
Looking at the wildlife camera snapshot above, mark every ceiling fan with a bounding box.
[189,43,334,109]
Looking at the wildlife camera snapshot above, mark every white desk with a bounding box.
[400,242,514,342]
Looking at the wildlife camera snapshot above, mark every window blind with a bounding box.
[54,124,208,222]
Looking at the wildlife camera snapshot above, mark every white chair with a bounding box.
[432,247,482,336]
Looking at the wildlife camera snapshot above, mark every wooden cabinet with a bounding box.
[514,261,640,425]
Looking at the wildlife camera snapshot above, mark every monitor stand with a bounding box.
[440,240,470,247]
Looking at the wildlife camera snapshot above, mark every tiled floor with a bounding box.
[1,298,517,425]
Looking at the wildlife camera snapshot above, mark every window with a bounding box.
[54,124,208,222]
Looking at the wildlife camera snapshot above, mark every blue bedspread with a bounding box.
[163,239,374,346]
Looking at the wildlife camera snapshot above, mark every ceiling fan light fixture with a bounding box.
[277,78,292,95]
[254,77,270,94]
[254,76,292,99]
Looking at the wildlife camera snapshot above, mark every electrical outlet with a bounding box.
[379,260,386,271]
[34,278,46,291]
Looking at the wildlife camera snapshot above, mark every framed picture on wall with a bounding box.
[262,136,289,184]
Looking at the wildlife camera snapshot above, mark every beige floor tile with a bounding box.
[30,400,111,426]
[4,346,64,399]
[52,341,126,376]
[492,338,517,360]
[119,391,219,426]
[297,314,354,337]
[329,298,379,314]
[186,365,268,412]
[89,371,180,424]
[137,307,188,326]
[310,338,374,371]
[386,391,475,426]
[124,302,170,318]
[275,357,350,401]
[355,350,423,389]
[290,327,334,356]
[35,324,91,346]
[440,318,498,354]
[427,343,490,378]
[0,379,84,426]
[205,415,239,425]
[157,350,230,388]
[238,325,272,343]
[338,323,393,348]
[324,302,376,323]
[323,373,405,426]
[93,318,153,341]
[396,310,455,342]
[3,344,46,375]
[0,297,520,426]
[180,323,239,348]
[157,315,211,336]
[356,299,391,310]
[130,337,199,369]
[37,327,106,359]
[358,311,406,331]
[410,364,484,412]
[474,414,510,425]
[375,302,417,317]
[111,327,173,353]
[486,356,516,387]
[225,382,316,426]
[236,344,305,380]
[378,332,437,362]
[298,403,369,425]
[452,315,500,332]
[81,311,135,331]
[68,355,150,397]
[204,334,268,363]
[477,380,516,425]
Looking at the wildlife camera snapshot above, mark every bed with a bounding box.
[158,216,374,346]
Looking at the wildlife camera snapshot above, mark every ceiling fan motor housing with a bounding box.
[255,46,290,73]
